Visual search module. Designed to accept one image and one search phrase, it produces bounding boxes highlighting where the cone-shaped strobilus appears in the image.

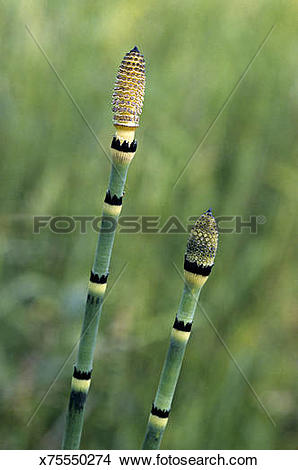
[62,47,146,449]
[142,209,218,449]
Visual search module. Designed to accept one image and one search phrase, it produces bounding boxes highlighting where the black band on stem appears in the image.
[73,367,92,380]
[90,271,108,284]
[111,137,137,153]
[151,404,170,418]
[69,391,87,412]
[104,190,122,206]
[184,257,213,276]
[173,317,193,332]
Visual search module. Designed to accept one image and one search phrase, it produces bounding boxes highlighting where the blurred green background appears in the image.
[1,0,297,450]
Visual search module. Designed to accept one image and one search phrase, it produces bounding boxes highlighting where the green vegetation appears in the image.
[61,149,132,449]
[1,0,297,450]
[143,210,218,449]
[62,47,145,449]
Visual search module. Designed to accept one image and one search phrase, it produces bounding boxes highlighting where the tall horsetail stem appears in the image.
[142,209,218,450]
[62,47,146,449]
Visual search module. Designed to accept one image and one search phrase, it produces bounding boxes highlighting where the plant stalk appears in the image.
[62,45,145,449]
[62,154,131,449]
[142,279,202,449]
[142,209,218,449]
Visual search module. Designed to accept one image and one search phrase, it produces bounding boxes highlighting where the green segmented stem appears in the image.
[92,162,129,280]
[62,45,146,449]
[62,152,132,449]
[142,209,218,450]
[142,280,201,450]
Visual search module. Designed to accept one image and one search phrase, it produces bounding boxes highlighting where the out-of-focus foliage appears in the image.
[1,0,297,450]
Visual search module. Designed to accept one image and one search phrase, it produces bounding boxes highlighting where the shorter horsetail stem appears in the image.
[62,47,145,450]
[142,209,218,450]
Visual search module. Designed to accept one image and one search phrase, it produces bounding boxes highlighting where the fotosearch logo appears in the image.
[33,215,267,235]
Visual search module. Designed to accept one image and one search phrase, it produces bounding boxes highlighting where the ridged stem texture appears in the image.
[142,282,201,449]
[62,46,145,449]
[62,159,130,449]
[142,209,218,450]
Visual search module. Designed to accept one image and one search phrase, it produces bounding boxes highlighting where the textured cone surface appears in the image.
[112,47,146,127]
[186,209,218,267]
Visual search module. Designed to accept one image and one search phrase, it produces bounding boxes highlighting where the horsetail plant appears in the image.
[142,209,218,450]
[62,47,146,449]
